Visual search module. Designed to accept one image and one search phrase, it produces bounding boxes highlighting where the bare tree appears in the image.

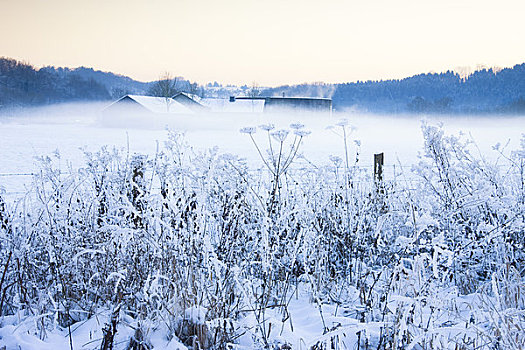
[248,81,261,112]
[148,72,179,111]
[110,87,131,99]
[188,82,199,96]
[248,81,260,98]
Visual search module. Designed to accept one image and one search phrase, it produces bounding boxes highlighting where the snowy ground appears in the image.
[0,283,486,350]
[0,104,523,349]
[1,102,523,196]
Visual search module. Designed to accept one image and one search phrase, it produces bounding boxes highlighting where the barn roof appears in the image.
[173,92,203,103]
[127,95,194,114]
[106,95,194,114]
[171,92,208,111]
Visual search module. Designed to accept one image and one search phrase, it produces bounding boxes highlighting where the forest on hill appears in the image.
[0,57,115,107]
[2,56,525,114]
[263,64,525,114]
[0,57,210,110]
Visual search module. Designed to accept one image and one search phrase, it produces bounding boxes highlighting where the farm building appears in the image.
[103,95,194,117]
[233,96,332,114]
[103,94,331,117]
[171,92,209,112]
[198,96,331,114]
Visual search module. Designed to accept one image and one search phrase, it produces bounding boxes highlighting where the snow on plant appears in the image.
[0,123,523,349]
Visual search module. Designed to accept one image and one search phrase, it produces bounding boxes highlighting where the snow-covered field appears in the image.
[1,102,523,195]
[0,104,524,350]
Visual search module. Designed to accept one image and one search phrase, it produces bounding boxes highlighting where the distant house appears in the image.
[171,92,209,112]
[199,96,332,114]
[235,96,332,114]
[103,95,194,117]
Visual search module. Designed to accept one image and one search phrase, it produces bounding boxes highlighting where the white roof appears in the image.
[176,92,203,103]
[112,95,194,114]
[200,98,265,113]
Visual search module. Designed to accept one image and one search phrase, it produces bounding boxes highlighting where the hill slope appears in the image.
[262,64,525,114]
[0,57,154,109]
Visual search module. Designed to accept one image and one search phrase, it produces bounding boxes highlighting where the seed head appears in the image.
[240,127,257,135]
[259,124,275,131]
[271,129,289,142]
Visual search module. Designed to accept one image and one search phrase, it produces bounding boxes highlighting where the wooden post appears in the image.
[374,153,384,182]
[130,154,146,229]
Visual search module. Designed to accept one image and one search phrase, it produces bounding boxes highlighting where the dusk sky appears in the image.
[1,0,524,86]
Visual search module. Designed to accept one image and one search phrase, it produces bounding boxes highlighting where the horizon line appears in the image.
[3,55,523,88]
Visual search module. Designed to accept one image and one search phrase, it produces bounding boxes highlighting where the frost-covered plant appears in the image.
[0,125,524,349]
[411,123,524,293]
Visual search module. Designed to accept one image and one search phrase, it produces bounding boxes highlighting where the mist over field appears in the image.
[1,103,524,350]
[1,103,523,195]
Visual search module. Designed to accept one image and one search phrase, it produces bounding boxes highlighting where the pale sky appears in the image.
[1,0,524,86]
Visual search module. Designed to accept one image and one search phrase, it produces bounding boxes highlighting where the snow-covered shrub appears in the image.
[0,126,523,349]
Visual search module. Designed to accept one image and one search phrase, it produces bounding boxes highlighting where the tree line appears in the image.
[0,58,205,110]
[0,57,111,108]
[2,56,525,114]
[262,64,525,114]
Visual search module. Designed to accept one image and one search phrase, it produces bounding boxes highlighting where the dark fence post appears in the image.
[130,154,147,229]
[374,153,384,182]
